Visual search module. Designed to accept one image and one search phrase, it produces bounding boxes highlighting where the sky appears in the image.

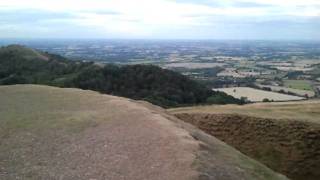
[0,0,319,40]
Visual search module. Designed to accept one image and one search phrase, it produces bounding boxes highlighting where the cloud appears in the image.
[0,0,319,39]
[232,1,274,8]
[0,9,74,24]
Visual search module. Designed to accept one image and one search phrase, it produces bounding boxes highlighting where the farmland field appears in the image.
[256,84,315,97]
[213,87,304,102]
[283,80,313,91]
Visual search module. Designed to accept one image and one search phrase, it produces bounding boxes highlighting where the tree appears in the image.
[262,98,270,102]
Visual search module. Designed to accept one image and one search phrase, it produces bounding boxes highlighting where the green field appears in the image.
[283,80,313,91]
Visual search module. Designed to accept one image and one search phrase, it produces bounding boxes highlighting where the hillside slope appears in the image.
[169,102,320,180]
[0,85,287,180]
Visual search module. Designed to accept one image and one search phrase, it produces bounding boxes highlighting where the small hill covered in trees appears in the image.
[0,45,243,107]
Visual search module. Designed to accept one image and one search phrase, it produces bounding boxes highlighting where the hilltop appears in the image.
[0,85,287,180]
[0,45,242,107]
[0,44,50,61]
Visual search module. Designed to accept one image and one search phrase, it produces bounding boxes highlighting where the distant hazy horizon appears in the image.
[1,38,320,42]
[0,0,319,40]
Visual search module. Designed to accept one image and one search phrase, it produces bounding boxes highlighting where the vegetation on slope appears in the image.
[0,45,243,107]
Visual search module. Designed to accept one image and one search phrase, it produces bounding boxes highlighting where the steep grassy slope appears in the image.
[170,101,320,180]
[0,85,287,180]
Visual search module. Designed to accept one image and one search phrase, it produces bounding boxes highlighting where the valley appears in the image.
[0,42,319,180]
[1,0,319,179]
[2,39,319,103]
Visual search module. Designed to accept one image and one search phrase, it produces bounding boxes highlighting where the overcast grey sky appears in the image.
[0,0,319,40]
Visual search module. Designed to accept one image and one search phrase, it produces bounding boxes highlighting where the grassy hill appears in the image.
[0,44,50,61]
[0,45,243,107]
[0,85,288,180]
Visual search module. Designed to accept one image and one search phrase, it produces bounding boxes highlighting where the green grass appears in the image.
[283,80,313,91]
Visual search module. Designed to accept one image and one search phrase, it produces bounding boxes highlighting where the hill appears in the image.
[0,45,243,107]
[169,101,320,180]
[0,44,50,61]
[0,85,288,180]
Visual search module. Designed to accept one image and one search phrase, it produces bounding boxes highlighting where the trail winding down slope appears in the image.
[0,85,288,180]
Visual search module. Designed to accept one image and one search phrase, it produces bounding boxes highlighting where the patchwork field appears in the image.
[164,62,225,69]
[213,87,304,102]
[284,80,313,91]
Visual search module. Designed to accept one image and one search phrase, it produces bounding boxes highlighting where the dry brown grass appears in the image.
[169,100,320,124]
[0,85,289,180]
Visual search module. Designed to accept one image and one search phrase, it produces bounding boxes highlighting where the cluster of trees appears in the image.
[173,67,224,78]
[0,45,244,107]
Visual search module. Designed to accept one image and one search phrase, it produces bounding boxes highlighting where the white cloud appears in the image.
[1,0,318,16]
[0,0,319,39]
[233,0,320,6]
